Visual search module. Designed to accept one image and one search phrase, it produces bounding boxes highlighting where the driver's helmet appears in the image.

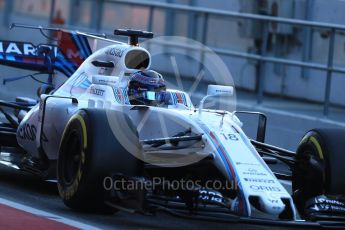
[127,70,166,106]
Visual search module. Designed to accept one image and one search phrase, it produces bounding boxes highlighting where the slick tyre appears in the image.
[57,109,142,212]
[292,128,345,216]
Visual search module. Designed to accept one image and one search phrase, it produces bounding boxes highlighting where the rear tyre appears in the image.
[292,128,345,216]
[57,109,142,212]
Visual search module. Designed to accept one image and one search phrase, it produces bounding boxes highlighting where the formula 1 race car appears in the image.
[1,24,345,228]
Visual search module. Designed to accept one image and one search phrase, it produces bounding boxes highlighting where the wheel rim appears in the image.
[62,130,83,186]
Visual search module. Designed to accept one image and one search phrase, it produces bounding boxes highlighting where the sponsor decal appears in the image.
[250,185,281,192]
[199,190,224,204]
[244,178,275,184]
[311,204,345,212]
[0,41,57,57]
[99,79,117,85]
[89,87,105,96]
[18,124,48,142]
[105,47,125,57]
[268,199,280,204]
[242,168,267,176]
[315,197,345,206]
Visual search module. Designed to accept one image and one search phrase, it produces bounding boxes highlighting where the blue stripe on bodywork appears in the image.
[79,35,92,56]
[56,53,77,73]
[5,55,15,61]
[197,121,249,216]
[209,132,248,216]
[55,62,73,76]
[72,34,87,59]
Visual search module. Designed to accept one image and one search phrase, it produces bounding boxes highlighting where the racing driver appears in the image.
[127,70,167,106]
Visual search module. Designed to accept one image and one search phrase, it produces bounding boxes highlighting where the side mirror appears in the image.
[234,111,267,143]
[199,85,234,115]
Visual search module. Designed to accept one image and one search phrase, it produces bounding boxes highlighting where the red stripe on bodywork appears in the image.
[22,57,44,64]
[176,93,183,104]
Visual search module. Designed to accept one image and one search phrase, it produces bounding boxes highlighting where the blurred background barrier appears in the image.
[1,0,345,115]
[1,0,345,150]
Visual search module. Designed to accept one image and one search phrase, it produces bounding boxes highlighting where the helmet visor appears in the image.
[142,91,165,103]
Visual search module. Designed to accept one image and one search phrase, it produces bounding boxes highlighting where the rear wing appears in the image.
[0,24,121,77]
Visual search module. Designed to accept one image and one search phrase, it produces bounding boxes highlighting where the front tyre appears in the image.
[57,109,142,212]
[292,128,345,216]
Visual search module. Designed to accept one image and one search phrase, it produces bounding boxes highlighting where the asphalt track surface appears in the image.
[0,164,320,230]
